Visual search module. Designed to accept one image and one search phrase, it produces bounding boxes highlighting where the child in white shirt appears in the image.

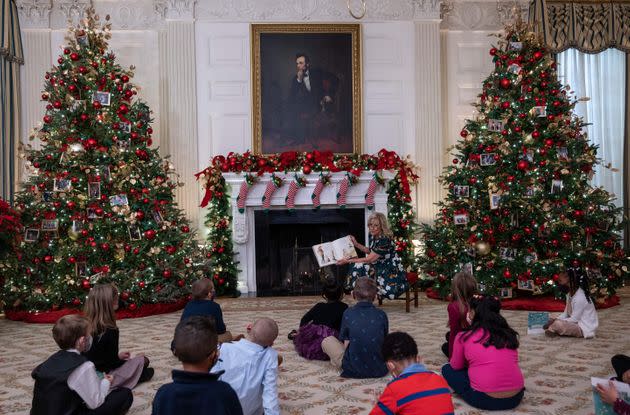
[544,268,598,338]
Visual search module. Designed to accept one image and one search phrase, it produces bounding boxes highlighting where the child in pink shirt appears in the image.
[441,272,476,358]
[441,295,525,411]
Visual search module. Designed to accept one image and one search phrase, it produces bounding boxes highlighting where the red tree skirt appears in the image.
[425,288,620,311]
[4,298,188,324]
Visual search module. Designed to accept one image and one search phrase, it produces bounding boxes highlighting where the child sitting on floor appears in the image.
[543,267,598,338]
[289,278,348,360]
[442,272,476,358]
[31,314,133,415]
[213,317,280,415]
[84,283,153,388]
[181,278,233,343]
[370,332,454,415]
[322,277,389,378]
[153,316,242,415]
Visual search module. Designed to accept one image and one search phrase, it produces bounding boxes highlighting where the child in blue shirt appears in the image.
[322,277,389,378]
[180,278,232,343]
[153,316,242,415]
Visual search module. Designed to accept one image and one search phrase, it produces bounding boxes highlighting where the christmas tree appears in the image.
[417,16,629,299]
[2,11,208,313]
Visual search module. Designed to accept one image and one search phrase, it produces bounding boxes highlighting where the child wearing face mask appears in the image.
[370,332,454,415]
[153,316,243,415]
[31,314,133,415]
[84,283,153,388]
[543,268,599,338]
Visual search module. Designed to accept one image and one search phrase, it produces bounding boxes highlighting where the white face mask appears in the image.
[83,335,93,352]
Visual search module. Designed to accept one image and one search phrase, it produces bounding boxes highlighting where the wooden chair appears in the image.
[378,272,419,312]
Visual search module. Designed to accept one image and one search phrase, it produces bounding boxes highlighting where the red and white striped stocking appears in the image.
[262,178,279,211]
[365,177,378,210]
[285,180,300,210]
[311,178,324,210]
[337,177,350,208]
[236,181,250,213]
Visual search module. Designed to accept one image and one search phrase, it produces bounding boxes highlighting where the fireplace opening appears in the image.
[254,209,366,296]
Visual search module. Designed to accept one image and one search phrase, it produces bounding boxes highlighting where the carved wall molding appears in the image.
[15,0,52,29]
[441,0,529,30]
[154,0,196,20]
[195,0,440,22]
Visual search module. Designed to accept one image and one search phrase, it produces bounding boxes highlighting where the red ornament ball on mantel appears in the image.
[303,164,312,174]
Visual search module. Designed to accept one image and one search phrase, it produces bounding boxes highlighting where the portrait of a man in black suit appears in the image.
[286,53,339,146]
[253,25,360,154]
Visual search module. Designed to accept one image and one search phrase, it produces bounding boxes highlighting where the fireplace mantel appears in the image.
[223,171,394,294]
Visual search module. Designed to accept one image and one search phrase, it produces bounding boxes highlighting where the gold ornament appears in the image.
[68,229,79,241]
[475,241,491,256]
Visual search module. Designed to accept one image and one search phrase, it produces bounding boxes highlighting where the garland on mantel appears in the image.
[195,150,420,292]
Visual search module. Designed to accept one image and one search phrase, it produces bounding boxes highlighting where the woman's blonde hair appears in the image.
[84,283,118,336]
[368,212,393,238]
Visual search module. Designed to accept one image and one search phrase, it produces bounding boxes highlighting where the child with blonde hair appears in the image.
[83,282,153,388]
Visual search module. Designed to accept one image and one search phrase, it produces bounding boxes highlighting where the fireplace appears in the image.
[254,209,365,296]
[222,171,393,295]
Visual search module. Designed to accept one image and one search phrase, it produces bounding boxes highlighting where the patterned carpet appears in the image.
[1,288,629,415]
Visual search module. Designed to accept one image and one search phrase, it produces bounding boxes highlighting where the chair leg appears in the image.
[414,283,419,308]
[405,288,410,313]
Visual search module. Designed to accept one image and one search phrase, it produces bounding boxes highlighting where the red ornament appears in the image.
[44,255,53,263]
[66,201,76,209]
[303,164,312,174]
[43,115,52,124]
[501,101,510,109]
[533,51,544,60]
[53,101,62,109]
[163,270,172,279]
[68,256,76,264]
[82,279,91,289]
[144,229,156,240]
[138,281,146,288]
[499,78,511,89]
[181,225,190,233]
[70,53,79,61]
[93,101,101,109]
[489,48,498,56]
[503,269,512,278]
[460,130,469,138]
[118,104,128,114]
[532,131,540,139]
[121,291,130,300]
[517,160,529,171]
[452,158,459,164]
[94,207,104,216]
[121,75,130,83]
[177,279,185,287]
[101,243,110,251]
[72,298,82,306]
[128,303,137,311]
[136,211,145,220]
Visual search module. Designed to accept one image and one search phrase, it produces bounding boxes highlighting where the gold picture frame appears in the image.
[251,24,362,155]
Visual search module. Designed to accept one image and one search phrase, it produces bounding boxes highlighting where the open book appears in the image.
[312,236,358,267]
[591,377,630,415]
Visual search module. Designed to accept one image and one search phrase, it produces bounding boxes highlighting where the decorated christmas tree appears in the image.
[2,11,208,313]
[417,16,628,299]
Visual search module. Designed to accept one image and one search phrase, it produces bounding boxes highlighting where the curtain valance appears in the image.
[529,0,630,53]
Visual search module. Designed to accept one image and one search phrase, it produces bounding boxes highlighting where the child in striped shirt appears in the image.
[370,332,454,415]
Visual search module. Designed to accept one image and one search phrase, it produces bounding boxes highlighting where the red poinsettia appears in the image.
[0,198,22,257]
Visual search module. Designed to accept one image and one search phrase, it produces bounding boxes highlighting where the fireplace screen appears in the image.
[255,209,365,296]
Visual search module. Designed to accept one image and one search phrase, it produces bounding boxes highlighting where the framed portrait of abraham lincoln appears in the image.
[251,24,362,155]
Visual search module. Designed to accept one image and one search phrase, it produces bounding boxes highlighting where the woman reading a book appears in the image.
[337,212,408,300]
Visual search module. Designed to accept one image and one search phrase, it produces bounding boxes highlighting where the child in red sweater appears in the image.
[370,332,454,415]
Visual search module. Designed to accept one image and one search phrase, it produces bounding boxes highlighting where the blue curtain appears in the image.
[1,0,24,203]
